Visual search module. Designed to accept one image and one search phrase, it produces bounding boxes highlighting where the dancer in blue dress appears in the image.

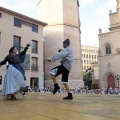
[0,44,30,100]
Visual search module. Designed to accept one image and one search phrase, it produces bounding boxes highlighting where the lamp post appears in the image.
[115,75,120,88]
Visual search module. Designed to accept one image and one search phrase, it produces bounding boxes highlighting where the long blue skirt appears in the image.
[2,65,26,96]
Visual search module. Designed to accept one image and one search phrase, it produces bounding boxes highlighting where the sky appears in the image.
[0,0,117,46]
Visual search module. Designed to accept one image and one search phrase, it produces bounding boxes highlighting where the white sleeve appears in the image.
[50,49,69,62]
[6,61,9,66]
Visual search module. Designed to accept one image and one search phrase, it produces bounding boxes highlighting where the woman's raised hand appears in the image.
[26,43,31,48]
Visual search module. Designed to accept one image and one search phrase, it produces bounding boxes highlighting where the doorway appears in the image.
[107,75,115,88]
[30,78,39,90]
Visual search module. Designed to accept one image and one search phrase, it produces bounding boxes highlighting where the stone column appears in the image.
[38,0,84,89]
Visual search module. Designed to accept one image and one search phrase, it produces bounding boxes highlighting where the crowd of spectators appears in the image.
[30,86,120,95]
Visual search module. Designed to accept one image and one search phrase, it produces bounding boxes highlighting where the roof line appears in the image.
[0,6,47,26]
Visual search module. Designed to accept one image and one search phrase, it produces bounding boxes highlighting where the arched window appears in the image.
[106,44,111,54]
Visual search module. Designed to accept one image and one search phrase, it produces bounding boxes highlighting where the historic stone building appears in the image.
[38,0,84,88]
[81,45,99,87]
[81,45,98,72]
[98,0,120,88]
[91,63,99,87]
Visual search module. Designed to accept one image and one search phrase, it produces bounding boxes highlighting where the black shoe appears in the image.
[63,93,73,100]
[10,95,16,100]
[24,86,29,92]
[53,84,60,95]
[22,86,28,96]
[22,92,26,97]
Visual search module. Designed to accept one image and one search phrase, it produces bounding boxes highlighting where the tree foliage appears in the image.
[83,72,92,90]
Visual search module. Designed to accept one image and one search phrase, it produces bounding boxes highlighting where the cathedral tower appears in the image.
[38,0,84,88]
[116,0,120,11]
[98,0,120,88]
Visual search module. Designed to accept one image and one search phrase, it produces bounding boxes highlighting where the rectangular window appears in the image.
[84,66,86,70]
[23,54,30,70]
[32,24,38,33]
[13,36,21,53]
[0,13,2,18]
[14,18,21,27]
[92,55,94,59]
[31,57,38,71]
[84,60,86,64]
[22,20,31,27]
[32,40,38,54]
[95,55,96,59]
[30,78,39,88]
[86,55,88,58]
[0,76,2,85]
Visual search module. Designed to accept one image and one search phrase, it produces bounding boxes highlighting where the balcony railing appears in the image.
[31,65,39,71]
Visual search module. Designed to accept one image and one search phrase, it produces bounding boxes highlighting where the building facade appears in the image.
[38,0,84,89]
[81,46,98,72]
[91,63,99,87]
[0,7,47,90]
[98,0,120,88]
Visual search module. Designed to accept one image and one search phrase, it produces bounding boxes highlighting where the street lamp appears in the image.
[115,75,120,88]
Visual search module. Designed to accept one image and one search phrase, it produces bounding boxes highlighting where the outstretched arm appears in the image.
[19,44,31,57]
[49,49,69,62]
[0,55,14,66]
[0,58,7,66]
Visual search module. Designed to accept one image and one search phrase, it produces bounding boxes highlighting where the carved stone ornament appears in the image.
[116,48,120,54]
[116,0,120,11]
[108,62,111,68]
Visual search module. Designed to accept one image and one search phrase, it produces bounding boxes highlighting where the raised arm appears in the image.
[19,44,31,57]
[19,47,28,57]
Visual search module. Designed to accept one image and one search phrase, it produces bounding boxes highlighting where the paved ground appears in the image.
[0,93,120,120]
